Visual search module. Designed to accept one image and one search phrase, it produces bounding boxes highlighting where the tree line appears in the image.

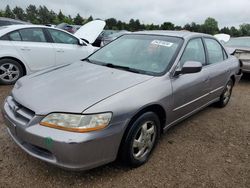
[1,5,250,37]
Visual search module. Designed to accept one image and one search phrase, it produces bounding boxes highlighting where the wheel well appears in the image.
[117,104,166,159]
[0,57,27,75]
[126,104,166,135]
[230,75,235,85]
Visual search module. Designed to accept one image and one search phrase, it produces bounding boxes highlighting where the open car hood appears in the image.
[214,33,230,43]
[74,20,106,44]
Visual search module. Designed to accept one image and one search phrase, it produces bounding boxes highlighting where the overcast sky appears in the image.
[1,0,250,28]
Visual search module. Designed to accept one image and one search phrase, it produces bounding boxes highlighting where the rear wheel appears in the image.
[0,59,24,85]
[120,112,161,167]
[215,79,233,107]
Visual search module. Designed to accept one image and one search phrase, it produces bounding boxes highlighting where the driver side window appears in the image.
[180,38,206,67]
[48,29,79,45]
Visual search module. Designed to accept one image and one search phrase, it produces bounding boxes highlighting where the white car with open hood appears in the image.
[0,20,106,84]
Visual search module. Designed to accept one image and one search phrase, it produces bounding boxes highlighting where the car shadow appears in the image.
[31,157,135,184]
[240,73,250,83]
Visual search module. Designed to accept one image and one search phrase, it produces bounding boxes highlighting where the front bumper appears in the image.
[2,97,125,171]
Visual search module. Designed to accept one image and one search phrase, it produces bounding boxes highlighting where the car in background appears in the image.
[225,37,250,73]
[0,17,30,26]
[92,30,119,47]
[56,23,81,34]
[214,33,230,44]
[2,31,242,171]
[0,20,106,84]
[100,30,130,46]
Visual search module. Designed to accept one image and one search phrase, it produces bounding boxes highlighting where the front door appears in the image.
[170,38,211,122]
[47,29,89,65]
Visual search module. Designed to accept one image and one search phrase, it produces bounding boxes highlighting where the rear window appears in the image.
[19,28,46,42]
[204,38,224,64]
[9,31,22,41]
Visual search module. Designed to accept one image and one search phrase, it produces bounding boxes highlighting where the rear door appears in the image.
[47,28,90,65]
[10,28,55,72]
[203,38,230,99]
[170,38,211,121]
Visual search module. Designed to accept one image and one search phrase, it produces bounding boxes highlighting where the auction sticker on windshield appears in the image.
[151,40,173,47]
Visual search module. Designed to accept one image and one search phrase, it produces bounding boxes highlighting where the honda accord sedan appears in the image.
[2,31,242,171]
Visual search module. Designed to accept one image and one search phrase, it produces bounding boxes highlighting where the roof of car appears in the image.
[0,24,46,36]
[133,30,212,38]
[0,24,73,37]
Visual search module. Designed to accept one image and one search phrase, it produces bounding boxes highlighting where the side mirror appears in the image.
[78,39,84,46]
[175,61,202,76]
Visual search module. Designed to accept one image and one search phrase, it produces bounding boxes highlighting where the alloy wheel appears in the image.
[132,121,156,160]
[0,63,20,82]
[223,82,233,104]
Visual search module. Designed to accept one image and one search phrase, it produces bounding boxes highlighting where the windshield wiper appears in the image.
[104,63,141,74]
[83,58,92,63]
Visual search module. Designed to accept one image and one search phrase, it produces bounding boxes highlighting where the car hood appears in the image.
[74,20,106,44]
[12,62,153,115]
[214,33,230,43]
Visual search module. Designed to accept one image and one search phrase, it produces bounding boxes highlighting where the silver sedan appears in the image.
[2,31,242,171]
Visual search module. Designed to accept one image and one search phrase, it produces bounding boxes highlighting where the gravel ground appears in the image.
[0,75,249,188]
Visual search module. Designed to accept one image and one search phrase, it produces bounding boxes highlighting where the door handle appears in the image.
[56,49,64,53]
[20,47,31,51]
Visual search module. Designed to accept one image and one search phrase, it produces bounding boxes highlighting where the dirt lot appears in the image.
[0,76,249,188]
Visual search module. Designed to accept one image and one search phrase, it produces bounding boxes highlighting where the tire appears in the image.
[0,59,24,85]
[215,79,234,108]
[120,112,161,167]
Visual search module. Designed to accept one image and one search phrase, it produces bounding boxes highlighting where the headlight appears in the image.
[40,113,112,133]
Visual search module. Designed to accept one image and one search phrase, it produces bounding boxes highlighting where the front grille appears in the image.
[6,96,35,125]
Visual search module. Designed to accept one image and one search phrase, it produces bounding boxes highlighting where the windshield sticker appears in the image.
[151,40,173,47]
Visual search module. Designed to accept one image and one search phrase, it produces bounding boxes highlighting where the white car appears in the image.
[0,20,106,84]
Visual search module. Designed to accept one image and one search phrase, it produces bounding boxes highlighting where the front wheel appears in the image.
[0,59,24,85]
[120,112,161,167]
[215,79,234,108]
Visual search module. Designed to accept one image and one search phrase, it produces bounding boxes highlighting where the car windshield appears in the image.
[226,38,250,48]
[88,34,183,75]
